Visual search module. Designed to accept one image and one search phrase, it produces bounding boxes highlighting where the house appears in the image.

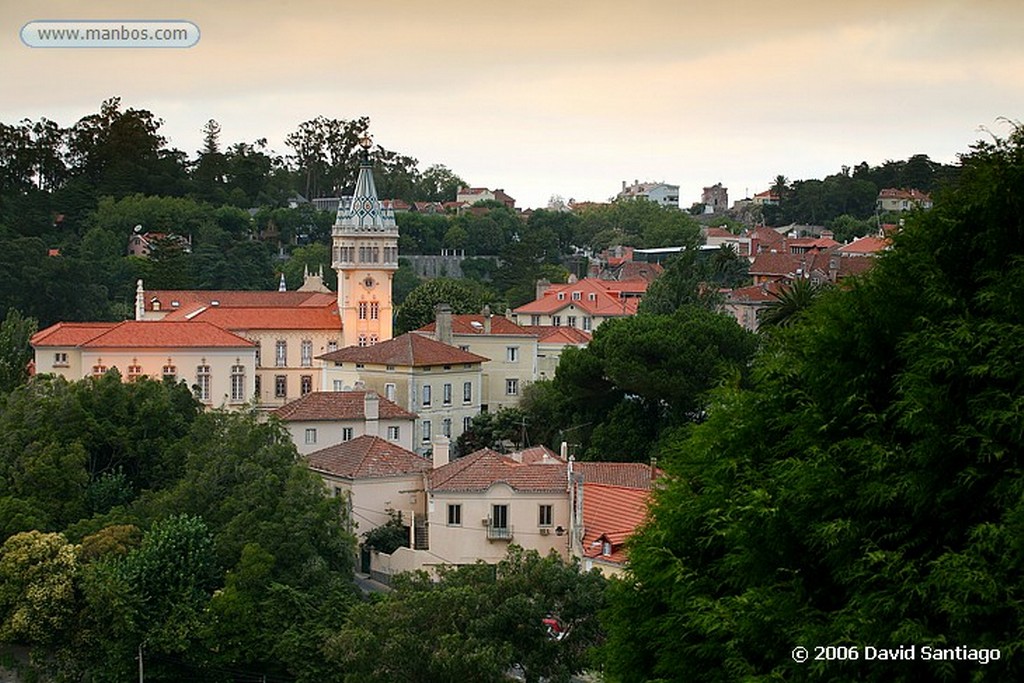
[836,234,890,257]
[877,188,932,212]
[127,231,192,258]
[701,184,729,213]
[136,283,343,408]
[318,333,488,455]
[30,320,257,407]
[575,482,651,576]
[306,434,432,538]
[272,390,417,454]
[722,281,788,332]
[415,305,590,411]
[455,187,516,210]
[617,180,680,209]
[752,190,780,206]
[512,277,650,332]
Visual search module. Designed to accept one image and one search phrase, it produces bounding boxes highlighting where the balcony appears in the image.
[486,524,514,541]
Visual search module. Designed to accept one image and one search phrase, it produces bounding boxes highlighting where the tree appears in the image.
[603,126,1024,681]
[0,308,37,393]
[327,546,606,683]
[362,510,409,555]
[0,531,78,646]
[757,277,825,329]
[394,278,487,334]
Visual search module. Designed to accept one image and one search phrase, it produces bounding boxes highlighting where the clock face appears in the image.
[363,276,376,289]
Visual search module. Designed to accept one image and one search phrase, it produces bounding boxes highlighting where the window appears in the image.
[358,301,368,320]
[358,334,367,347]
[333,380,343,391]
[422,384,431,407]
[539,504,553,527]
[301,340,313,367]
[463,416,472,432]
[588,292,597,302]
[422,420,431,442]
[572,291,581,301]
[557,292,565,300]
[582,317,592,332]
[567,316,577,328]
[530,315,540,326]
[53,352,68,366]
[387,425,400,441]
[162,364,177,381]
[275,340,287,367]
[447,504,462,526]
[506,378,519,396]
[230,365,246,401]
[275,375,287,398]
[195,365,211,401]
[463,381,472,403]
[492,504,509,530]
[385,383,396,402]
[254,375,261,398]
[506,346,518,363]
[127,364,143,382]
[254,344,261,367]
[369,334,378,345]
[327,340,338,352]
[301,375,313,396]
[443,418,452,437]
[443,383,452,405]
[552,315,561,327]
[305,428,317,445]
[91,364,108,377]
[370,302,380,320]
[342,427,353,442]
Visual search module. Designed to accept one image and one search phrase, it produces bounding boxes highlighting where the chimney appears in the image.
[482,304,492,335]
[535,278,551,300]
[364,391,380,437]
[435,303,453,345]
[622,180,626,191]
[135,280,145,321]
[431,435,450,469]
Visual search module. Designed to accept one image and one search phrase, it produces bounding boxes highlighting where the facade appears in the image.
[306,435,431,535]
[701,183,729,213]
[455,187,516,209]
[331,139,400,348]
[319,333,488,455]
[137,286,343,408]
[31,320,257,408]
[511,277,649,332]
[617,180,679,209]
[272,390,417,454]
[877,188,932,212]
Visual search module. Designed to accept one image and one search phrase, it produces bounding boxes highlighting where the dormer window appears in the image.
[572,291,581,301]
[557,292,565,301]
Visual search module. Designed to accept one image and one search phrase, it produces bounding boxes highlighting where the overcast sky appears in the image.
[4,0,1023,208]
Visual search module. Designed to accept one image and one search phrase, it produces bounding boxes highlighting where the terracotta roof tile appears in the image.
[429,449,567,493]
[319,333,488,367]
[272,391,416,421]
[532,326,592,345]
[307,435,431,479]
[581,483,651,565]
[837,235,889,255]
[418,315,535,337]
[31,322,117,347]
[574,462,660,489]
[164,306,340,330]
[144,290,334,312]
[514,278,643,317]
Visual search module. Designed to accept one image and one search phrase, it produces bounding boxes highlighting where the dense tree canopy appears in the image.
[603,127,1024,681]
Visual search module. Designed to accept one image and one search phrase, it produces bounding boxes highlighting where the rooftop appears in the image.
[320,333,489,367]
[272,391,417,422]
[306,435,431,479]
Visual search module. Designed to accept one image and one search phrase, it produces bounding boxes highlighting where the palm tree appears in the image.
[758,277,823,328]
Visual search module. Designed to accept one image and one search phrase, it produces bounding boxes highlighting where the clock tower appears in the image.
[332,135,399,348]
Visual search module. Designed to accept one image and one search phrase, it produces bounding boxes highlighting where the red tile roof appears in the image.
[320,333,488,367]
[574,462,660,489]
[272,391,416,421]
[512,445,564,464]
[145,290,335,312]
[165,306,340,330]
[306,435,431,479]
[31,322,117,347]
[725,282,788,304]
[32,321,254,348]
[429,448,567,493]
[581,483,651,565]
[878,188,931,202]
[532,326,592,345]
[418,315,536,337]
[837,235,889,255]
[514,278,643,317]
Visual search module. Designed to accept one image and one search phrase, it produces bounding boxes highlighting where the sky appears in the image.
[3,0,1024,209]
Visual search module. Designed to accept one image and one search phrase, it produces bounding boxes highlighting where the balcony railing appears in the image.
[486,524,514,541]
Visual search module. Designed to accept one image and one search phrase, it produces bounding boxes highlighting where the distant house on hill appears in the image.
[617,180,680,209]
[877,188,932,212]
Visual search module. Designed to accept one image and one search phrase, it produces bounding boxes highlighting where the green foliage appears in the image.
[758,277,826,329]
[362,510,409,555]
[574,199,701,251]
[395,277,488,334]
[0,531,78,645]
[456,407,530,455]
[328,546,606,683]
[603,126,1024,681]
[0,309,36,394]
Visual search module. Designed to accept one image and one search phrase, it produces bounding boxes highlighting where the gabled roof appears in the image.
[837,235,889,256]
[878,188,931,201]
[581,483,651,565]
[31,322,117,347]
[514,278,643,317]
[272,391,416,422]
[725,282,787,304]
[144,290,335,313]
[533,326,592,345]
[319,333,488,367]
[33,321,254,349]
[417,315,536,337]
[429,448,567,493]
[574,462,660,489]
[307,435,430,479]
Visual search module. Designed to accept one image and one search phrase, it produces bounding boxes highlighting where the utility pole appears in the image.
[138,643,144,682]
